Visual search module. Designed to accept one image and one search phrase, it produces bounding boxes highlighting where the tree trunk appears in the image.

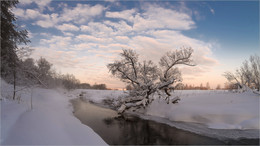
[31,87,33,110]
[164,88,171,96]
[13,69,16,100]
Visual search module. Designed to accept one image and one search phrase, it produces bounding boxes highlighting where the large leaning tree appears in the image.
[107,47,195,113]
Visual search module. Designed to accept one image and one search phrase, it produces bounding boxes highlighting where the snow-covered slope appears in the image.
[147,90,260,130]
[1,80,107,145]
[73,89,259,130]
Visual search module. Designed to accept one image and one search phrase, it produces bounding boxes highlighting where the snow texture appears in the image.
[2,77,258,144]
[146,90,260,130]
[68,89,128,103]
[1,79,107,145]
[74,89,260,132]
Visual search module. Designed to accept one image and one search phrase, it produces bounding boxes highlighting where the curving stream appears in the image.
[71,99,259,145]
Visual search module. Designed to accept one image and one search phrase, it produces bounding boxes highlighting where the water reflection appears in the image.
[71,99,258,145]
[101,115,225,145]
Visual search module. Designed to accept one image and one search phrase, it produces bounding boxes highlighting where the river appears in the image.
[71,99,259,145]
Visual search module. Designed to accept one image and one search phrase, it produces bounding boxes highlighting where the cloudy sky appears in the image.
[13,0,259,89]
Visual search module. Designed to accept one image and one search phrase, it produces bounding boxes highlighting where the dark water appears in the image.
[71,99,259,145]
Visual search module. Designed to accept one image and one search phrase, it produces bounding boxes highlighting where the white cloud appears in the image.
[25,9,41,19]
[114,36,130,43]
[106,9,136,22]
[12,8,25,18]
[19,0,35,5]
[80,25,91,32]
[37,0,52,10]
[40,35,73,50]
[210,8,215,15]
[19,0,51,11]
[80,22,113,37]
[35,13,59,28]
[35,20,54,28]
[133,4,195,31]
[32,47,83,68]
[63,32,74,36]
[40,32,50,37]
[104,4,195,32]
[13,4,105,29]
[59,4,105,24]
[181,66,210,76]
[104,0,116,2]
[76,34,113,44]
[13,8,44,20]
[73,43,94,51]
[21,2,220,88]
[129,30,218,66]
[56,23,80,31]
[13,8,59,28]
[104,20,132,35]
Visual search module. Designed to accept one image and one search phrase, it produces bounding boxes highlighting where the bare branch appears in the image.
[108,47,195,113]
[23,70,48,88]
[160,47,195,80]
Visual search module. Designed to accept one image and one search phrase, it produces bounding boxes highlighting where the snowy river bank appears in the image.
[1,79,107,145]
[71,98,259,145]
[1,77,259,145]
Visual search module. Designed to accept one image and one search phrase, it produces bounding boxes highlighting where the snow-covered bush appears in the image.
[107,47,195,113]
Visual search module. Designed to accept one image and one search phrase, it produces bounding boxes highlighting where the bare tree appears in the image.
[223,71,242,88]
[240,60,252,86]
[62,74,80,90]
[126,84,133,90]
[36,57,52,81]
[107,47,195,113]
[250,55,260,91]
[223,54,260,93]
[92,84,107,90]
[216,84,221,90]
[206,82,210,90]
[200,83,203,89]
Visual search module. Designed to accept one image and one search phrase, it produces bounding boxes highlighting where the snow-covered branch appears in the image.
[108,47,195,113]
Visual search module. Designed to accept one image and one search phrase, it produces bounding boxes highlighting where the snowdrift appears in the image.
[1,79,107,145]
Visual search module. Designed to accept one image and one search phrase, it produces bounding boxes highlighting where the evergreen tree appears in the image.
[1,0,30,99]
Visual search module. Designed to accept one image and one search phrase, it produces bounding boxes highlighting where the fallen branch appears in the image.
[171,96,180,103]
[23,70,47,88]
[118,98,148,114]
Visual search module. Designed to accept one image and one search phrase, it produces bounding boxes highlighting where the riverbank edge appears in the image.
[70,97,259,144]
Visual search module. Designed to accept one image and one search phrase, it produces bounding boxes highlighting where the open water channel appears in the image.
[71,98,259,145]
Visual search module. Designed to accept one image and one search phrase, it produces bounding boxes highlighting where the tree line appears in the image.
[21,57,107,90]
[178,82,211,90]
[126,82,216,90]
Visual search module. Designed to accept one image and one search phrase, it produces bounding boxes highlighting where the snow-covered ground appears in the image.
[1,80,107,145]
[70,89,260,139]
[68,89,127,104]
[1,79,259,144]
[147,90,260,130]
